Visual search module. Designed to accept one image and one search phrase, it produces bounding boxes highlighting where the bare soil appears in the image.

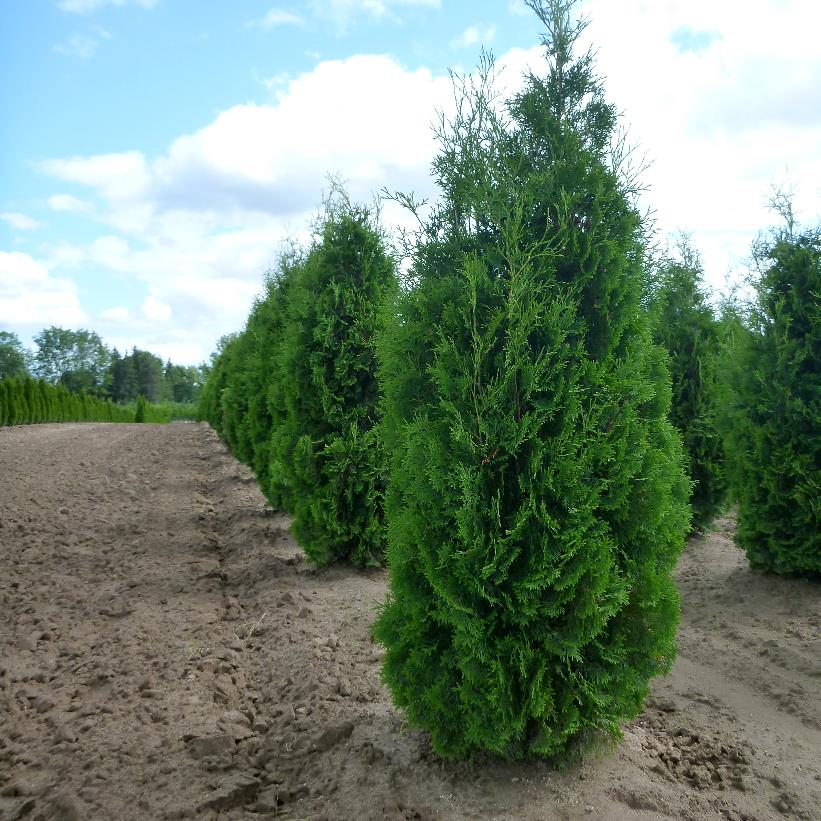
[1,422,819,821]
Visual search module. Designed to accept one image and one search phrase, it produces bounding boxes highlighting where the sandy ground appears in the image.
[0,423,819,821]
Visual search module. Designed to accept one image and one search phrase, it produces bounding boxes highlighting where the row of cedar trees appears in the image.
[199,1,819,763]
[0,377,162,426]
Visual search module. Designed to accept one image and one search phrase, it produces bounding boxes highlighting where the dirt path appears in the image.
[1,424,818,821]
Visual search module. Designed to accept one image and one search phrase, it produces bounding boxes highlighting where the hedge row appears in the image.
[196,0,817,769]
[0,376,171,426]
[649,243,728,531]
[719,221,820,577]
[199,0,692,763]
[198,200,397,566]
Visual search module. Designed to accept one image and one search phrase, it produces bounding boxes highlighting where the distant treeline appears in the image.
[0,376,184,426]
[0,327,205,404]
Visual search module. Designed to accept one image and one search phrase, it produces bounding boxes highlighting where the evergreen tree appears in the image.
[13,379,29,424]
[5,381,17,425]
[271,196,396,565]
[216,256,302,508]
[216,336,246,455]
[722,206,820,576]
[650,240,727,529]
[130,349,166,402]
[259,253,302,511]
[135,394,148,423]
[374,0,689,761]
[23,377,42,424]
[197,334,237,435]
[164,361,203,403]
[0,380,8,426]
[56,383,71,422]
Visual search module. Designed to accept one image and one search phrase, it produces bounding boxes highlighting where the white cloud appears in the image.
[58,0,157,13]
[34,6,821,360]
[576,0,821,283]
[101,306,129,321]
[31,52,459,361]
[54,34,100,59]
[308,0,439,30]
[141,295,172,322]
[0,251,86,326]
[54,25,111,59]
[451,24,496,49]
[1,212,40,231]
[48,194,93,213]
[249,8,304,29]
[41,152,150,201]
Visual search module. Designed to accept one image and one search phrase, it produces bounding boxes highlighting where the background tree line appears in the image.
[0,326,205,405]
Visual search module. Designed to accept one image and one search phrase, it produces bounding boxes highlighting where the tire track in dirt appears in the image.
[1,425,819,821]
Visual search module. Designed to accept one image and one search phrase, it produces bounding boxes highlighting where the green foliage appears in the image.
[197,275,296,512]
[23,377,43,424]
[373,0,690,762]
[0,377,175,427]
[271,199,397,565]
[164,361,203,403]
[0,331,31,380]
[198,204,396,565]
[110,348,167,403]
[134,395,148,423]
[32,326,111,391]
[196,334,236,433]
[650,240,727,529]
[228,256,301,509]
[721,212,820,576]
[149,401,197,421]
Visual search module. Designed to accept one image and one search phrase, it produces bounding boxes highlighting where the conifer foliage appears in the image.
[0,376,160,426]
[271,198,396,565]
[650,241,727,529]
[198,251,301,512]
[373,0,690,761]
[134,395,148,423]
[197,198,396,566]
[722,209,820,576]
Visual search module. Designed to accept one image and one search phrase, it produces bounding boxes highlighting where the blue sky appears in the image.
[1,0,819,364]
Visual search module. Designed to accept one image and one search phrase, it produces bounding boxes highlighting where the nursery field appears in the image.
[0,423,819,821]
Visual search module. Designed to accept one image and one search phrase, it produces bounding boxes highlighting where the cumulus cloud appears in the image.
[249,8,304,29]
[451,24,496,49]
[308,0,439,30]
[0,252,85,326]
[48,194,93,213]
[34,6,821,359]
[101,306,129,321]
[576,0,821,279]
[41,152,150,201]
[1,212,40,231]
[142,295,172,322]
[507,1,529,16]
